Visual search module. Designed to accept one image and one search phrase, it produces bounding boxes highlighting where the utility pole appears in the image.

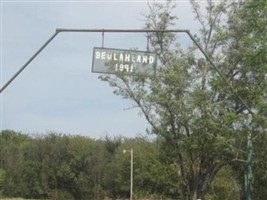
[245,114,253,200]
[245,131,252,200]
[130,148,133,200]
[123,148,133,200]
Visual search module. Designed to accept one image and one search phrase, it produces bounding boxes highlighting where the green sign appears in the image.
[92,47,157,75]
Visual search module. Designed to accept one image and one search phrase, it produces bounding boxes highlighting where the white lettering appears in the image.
[119,64,124,71]
[149,56,154,64]
[125,54,131,62]
[95,51,101,59]
[119,53,124,61]
[136,55,142,63]
[101,52,106,59]
[114,53,118,61]
[114,64,134,73]
[142,56,148,63]
[124,64,129,72]
[107,53,112,60]
[94,49,156,73]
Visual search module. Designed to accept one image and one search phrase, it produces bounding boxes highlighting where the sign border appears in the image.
[92,47,157,75]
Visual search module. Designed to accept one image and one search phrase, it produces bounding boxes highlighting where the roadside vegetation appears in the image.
[1,0,266,199]
[0,129,266,199]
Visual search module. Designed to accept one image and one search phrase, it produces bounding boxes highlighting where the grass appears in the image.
[1,198,42,200]
[0,197,40,200]
[1,199,25,200]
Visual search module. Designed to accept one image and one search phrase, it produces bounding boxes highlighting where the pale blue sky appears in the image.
[1,0,201,138]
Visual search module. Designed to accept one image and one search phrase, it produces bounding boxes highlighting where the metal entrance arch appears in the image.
[0,28,254,200]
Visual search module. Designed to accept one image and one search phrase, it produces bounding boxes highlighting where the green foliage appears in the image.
[0,130,31,197]
[99,0,266,199]
[251,132,267,199]
[48,189,75,200]
[1,1,266,200]
[0,168,6,196]
[205,166,240,200]
[223,1,267,198]
[0,130,179,199]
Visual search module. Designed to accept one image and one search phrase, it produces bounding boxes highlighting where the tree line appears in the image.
[0,129,266,199]
[0,130,164,199]
[1,0,266,199]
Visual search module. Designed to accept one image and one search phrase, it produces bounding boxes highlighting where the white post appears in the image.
[130,148,133,200]
[123,149,133,200]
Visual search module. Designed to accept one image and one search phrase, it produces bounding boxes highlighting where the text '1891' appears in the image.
[92,47,157,75]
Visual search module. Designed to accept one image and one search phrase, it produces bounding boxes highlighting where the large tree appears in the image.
[222,0,267,199]
[100,0,266,199]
